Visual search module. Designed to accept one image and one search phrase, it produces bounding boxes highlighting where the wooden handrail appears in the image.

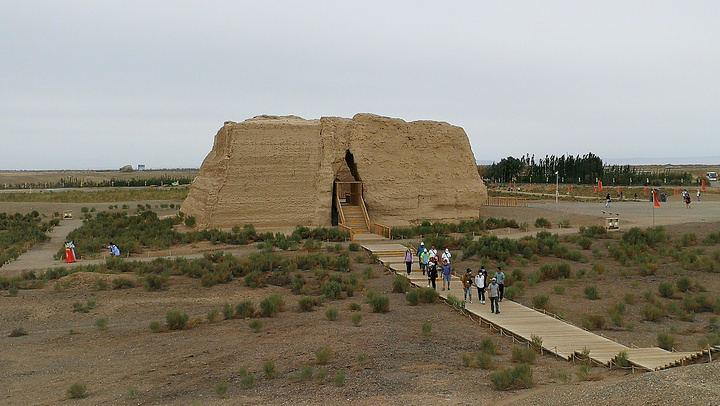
[372,223,392,239]
[358,195,372,230]
[338,223,354,241]
[335,194,346,225]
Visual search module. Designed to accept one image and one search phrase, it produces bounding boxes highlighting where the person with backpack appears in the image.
[475,267,486,304]
[404,247,413,275]
[427,257,438,290]
[462,268,474,304]
[420,246,429,276]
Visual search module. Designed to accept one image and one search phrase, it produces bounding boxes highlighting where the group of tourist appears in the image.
[462,266,504,314]
[682,189,701,208]
[404,243,453,291]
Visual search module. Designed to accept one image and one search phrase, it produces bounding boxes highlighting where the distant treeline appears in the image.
[1,175,195,190]
[482,153,699,186]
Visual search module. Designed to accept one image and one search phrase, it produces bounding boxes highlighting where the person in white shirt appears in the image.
[441,248,452,265]
[474,267,486,304]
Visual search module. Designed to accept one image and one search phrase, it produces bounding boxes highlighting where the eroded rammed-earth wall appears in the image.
[180,114,487,229]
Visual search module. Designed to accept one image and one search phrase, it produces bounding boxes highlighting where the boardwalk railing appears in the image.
[371,223,391,239]
[485,196,528,207]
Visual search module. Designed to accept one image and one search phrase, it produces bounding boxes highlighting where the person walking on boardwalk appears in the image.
[417,242,426,274]
[475,267,486,304]
[441,258,452,291]
[462,268,474,304]
[441,248,452,265]
[487,277,500,314]
[427,258,438,290]
[605,193,611,207]
[420,249,430,283]
[404,247,413,275]
[496,266,506,301]
[428,245,438,263]
[697,189,701,202]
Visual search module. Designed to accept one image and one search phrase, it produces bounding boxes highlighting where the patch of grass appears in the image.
[315,367,328,383]
[126,387,138,398]
[534,217,551,228]
[530,334,543,353]
[94,279,109,290]
[392,275,411,293]
[642,302,665,322]
[297,364,314,380]
[676,276,692,292]
[351,313,362,326]
[614,350,630,368]
[206,308,220,323]
[249,319,263,332]
[348,242,360,251]
[446,294,465,310]
[624,293,636,304]
[576,364,594,381]
[259,294,285,317]
[333,371,346,386]
[149,321,162,332]
[166,311,189,330]
[366,290,390,313]
[658,282,675,298]
[263,360,276,379]
[347,301,361,311]
[583,285,600,300]
[480,338,498,355]
[95,317,108,331]
[236,301,255,318]
[511,346,536,364]
[581,313,605,330]
[421,322,432,336]
[357,353,368,364]
[215,381,228,397]
[112,277,134,289]
[325,307,339,321]
[490,363,533,390]
[240,373,256,389]
[67,381,88,399]
[406,288,421,306]
[315,346,333,364]
[532,294,551,310]
[657,332,676,350]
[553,285,565,295]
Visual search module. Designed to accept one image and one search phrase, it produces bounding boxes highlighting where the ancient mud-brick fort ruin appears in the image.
[180,114,487,236]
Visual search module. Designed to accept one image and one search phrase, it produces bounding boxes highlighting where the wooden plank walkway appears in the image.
[362,242,716,372]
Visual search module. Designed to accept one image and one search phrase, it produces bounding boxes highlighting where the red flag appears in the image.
[593,186,597,193]
[653,190,661,207]
[598,181,603,191]
[644,187,648,195]
[618,187,622,194]
[674,189,678,195]
[702,180,707,191]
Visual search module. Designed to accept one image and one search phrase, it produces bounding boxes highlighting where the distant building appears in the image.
[137,165,146,171]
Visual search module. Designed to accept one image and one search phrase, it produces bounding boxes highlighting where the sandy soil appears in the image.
[1,198,720,405]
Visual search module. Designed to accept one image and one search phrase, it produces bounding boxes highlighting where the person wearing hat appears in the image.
[441,257,452,291]
[496,266,506,301]
[416,242,426,274]
[441,248,452,265]
[404,247,413,276]
[462,268,474,304]
[475,267,486,304]
[427,256,438,290]
[487,276,500,314]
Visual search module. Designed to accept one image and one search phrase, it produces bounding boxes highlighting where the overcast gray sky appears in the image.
[1,1,718,170]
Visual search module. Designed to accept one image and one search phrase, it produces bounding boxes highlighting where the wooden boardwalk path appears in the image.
[362,242,717,372]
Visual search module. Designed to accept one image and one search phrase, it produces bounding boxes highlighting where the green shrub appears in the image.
[490,363,533,390]
[532,295,551,310]
[348,242,360,251]
[554,285,565,295]
[244,270,264,289]
[298,296,319,312]
[624,293,636,304]
[504,285,523,300]
[315,367,328,383]
[511,347,536,364]
[235,301,255,318]
[615,350,630,368]
[577,364,593,381]
[259,294,285,317]
[67,381,88,399]
[481,338,498,355]
[642,303,664,321]
[215,381,228,396]
[583,285,600,300]
[94,279,109,290]
[535,217,551,228]
[366,290,390,313]
[577,237,592,250]
[657,333,676,350]
[315,346,333,364]
[446,294,464,310]
[333,371,346,386]
[222,303,235,319]
[351,313,362,326]
[240,373,256,389]
[263,360,276,379]
[325,307,339,321]
[249,319,263,332]
[95,317,108,331]
[143,273,168,291]
[112,277,134,289]
[419,287,439,303]
[581,313,605,330]
[530,334,543,353]
[206,308,220,323]
[166,311,190,330]
[658,282,675,298]
[676,276,692,292]
[421,322,432,336]
[321,281,342,300]
[73,301,90,313]
[149,321,162,332]
[347,302,361,311]
[406,289,421,306]
[392,275,410,293]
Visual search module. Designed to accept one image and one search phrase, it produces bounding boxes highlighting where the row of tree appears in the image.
[1,175,194,190]
[482,153,697,186]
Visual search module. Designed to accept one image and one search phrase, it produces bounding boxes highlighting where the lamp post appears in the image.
[555,171,559,204]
